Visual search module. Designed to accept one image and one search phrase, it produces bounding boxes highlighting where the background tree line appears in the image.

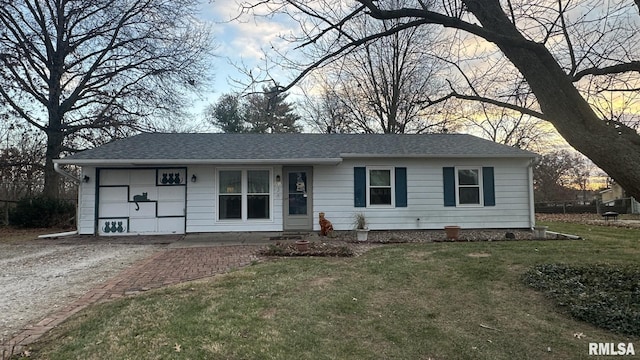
[2,0,637,225]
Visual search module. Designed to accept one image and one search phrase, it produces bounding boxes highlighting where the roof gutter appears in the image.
[54,162,80,184]
[54,158,344,166]
[339,153,537,159]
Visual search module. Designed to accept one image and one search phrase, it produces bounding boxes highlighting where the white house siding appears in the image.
[312,158,533,231]
[185,165,284,233]
[81,159,532,235]
[77,166,97,234]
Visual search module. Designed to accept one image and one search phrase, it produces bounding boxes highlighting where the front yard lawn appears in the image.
[24,221,640,359]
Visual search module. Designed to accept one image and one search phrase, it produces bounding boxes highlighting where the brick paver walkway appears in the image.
[3,245,265,357]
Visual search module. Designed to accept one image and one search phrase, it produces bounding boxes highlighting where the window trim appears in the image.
[366,166,395,208]
[217,168,273,221]
[455,167,484,207]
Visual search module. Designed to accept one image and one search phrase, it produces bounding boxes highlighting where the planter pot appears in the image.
[356,228,369,242]
[533,226,548,239]
[295,240,310,252]
[444,226,461,241]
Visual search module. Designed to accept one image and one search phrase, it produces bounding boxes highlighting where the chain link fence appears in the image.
[535,197,639,214]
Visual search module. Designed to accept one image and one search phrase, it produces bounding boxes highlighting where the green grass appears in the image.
[25,222,640,359]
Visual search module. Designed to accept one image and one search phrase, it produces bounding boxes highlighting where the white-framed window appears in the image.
[247,170,270,219]
[456,167,483,206]
[367,167,394,206]
[218,169,271,220]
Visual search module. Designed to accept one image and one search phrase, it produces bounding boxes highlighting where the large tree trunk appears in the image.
[465,0,640,201]
[43,129,63,199]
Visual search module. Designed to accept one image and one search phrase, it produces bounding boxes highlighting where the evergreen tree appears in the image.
[243,88,302,133]
[207,88,302,133]
[207,94,247,133]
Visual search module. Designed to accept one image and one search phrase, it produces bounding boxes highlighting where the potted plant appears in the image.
[444,225,461,241]
[532,225,548,239]
[295,239,310,252]
[353,213,369,241]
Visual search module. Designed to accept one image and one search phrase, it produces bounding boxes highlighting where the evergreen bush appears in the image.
[9,195,75,228]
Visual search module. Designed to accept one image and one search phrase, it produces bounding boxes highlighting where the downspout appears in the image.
[54,162,80,183]
[527,158,536,229]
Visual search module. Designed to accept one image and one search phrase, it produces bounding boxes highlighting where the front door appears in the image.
[283,167,313,231]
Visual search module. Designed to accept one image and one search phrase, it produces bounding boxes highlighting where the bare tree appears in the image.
[302,9,452,134]
[534,150,592,203]
[0,0,215,198]
[239,0,640,199]
[300,81,355,133]
[465,106,554,152]
[0,122,46,200]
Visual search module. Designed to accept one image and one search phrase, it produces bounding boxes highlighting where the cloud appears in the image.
[203,0,296,59]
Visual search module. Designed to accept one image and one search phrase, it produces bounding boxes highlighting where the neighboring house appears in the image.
[54,133,538,236]
[600,182,640,214]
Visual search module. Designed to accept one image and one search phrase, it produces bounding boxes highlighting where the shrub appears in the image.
[522,263,640,336]
[9,196,75,228]
[260,241,354,257]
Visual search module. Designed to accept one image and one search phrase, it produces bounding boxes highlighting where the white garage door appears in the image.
[97,168,186,235]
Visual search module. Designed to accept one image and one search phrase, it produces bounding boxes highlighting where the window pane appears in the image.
[219,195,241,219]
[370,188,392,205]
[289,172,307,193]
[289,194,307,215]
[219,171,241,193]
[248,170,270,193]
[459,187,480,204]
[370,170,391,186]
[248,195,269,219]
[458,169,479,185]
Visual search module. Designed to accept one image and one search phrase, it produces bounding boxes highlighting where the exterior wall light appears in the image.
[191,174,197,183]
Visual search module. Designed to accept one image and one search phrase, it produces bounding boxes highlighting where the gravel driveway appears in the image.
[0,238,167,343]
[0,228,541,345]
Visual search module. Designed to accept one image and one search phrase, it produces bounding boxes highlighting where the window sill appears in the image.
[455,204,484,208]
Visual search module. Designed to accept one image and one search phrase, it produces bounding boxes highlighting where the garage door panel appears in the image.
[158,217,185,234]
[99,187,127,203]
[158,201,185,217]
[100,170,129,185]
[98,168,186,235]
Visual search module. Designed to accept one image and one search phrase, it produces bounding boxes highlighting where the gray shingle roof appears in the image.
[56,133,537,164]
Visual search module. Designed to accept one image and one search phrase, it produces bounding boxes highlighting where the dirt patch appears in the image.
[260,308,277,319]
[309,276,336,287]
[467,253,491,258]
[0,229,166,343]
[406,251,434,261]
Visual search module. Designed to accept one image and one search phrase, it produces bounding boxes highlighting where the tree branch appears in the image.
[425,87,550,122]
[572,61,640,82]
[276,18,432,92]
[355,0,544,52]
[452,92,549,121]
